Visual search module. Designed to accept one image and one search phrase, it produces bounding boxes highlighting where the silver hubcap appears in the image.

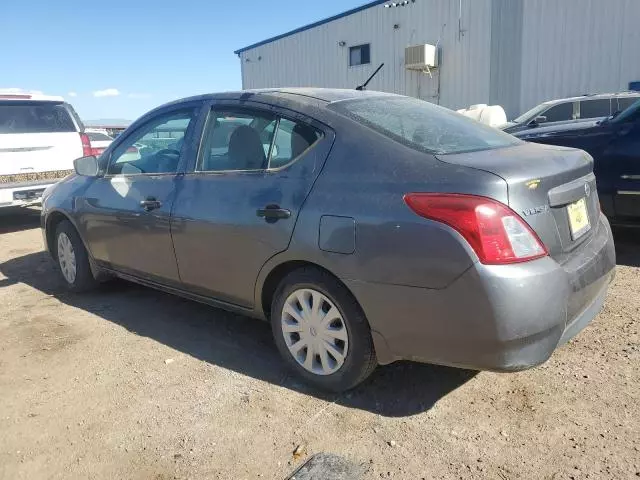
[57,233,77,284]
[281,289,349,376]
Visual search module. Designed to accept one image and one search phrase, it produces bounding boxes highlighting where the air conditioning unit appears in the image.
[405,44,438,70]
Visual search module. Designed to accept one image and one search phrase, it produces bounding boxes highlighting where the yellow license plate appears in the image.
[567,197,590,239]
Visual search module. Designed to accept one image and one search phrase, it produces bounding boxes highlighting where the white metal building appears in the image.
[235,0,640,119]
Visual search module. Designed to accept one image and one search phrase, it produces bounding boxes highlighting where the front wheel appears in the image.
[270,268,377,392]
[54,220,97,292]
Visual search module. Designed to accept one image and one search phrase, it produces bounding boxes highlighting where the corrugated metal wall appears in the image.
[239,0,494,112]
[239,0,640,118]
[489,0,524,118]
[518,0,640,114]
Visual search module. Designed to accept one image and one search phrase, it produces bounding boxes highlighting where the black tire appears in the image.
[54,220,98,292]
[270,267,377,392]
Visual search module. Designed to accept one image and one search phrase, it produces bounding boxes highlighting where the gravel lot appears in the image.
[0,210,638,480]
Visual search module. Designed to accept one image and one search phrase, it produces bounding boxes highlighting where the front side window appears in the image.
[349,44,371,66]
[107,110,194,175]
[579,99,611,119]
[330,96,521,155]
[542,102,574,123]
[198,110,321,172]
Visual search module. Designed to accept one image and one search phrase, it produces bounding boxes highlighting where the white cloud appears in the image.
[93,88,120,98]
[128,93,151,99]
[68,91,78,97]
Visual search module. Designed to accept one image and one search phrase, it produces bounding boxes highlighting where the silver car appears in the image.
[41,89,616,392]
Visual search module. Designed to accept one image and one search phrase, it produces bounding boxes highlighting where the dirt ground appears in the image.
[0,209,638,480]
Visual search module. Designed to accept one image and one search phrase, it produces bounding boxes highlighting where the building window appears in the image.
[349,44,370,66]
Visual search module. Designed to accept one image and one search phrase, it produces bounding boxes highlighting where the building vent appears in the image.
[405,44,438,70]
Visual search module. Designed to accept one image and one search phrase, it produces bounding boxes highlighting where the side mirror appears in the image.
[531,115,547,125]
[73,155,99,177]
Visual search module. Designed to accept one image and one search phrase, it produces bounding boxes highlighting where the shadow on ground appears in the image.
[0,209,41,234]
[613,227,640,268]
[0,250,476,417]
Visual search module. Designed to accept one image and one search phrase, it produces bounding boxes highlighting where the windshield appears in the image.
[330,96,522,155]
[612,98,640,124]
[513,103,550,123]
[86,132,113,141]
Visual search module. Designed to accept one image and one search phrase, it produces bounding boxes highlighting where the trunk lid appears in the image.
[0,133,82,175]
[437,143,598,259]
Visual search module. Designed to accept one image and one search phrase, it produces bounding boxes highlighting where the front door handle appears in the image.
[620,174,640,180]
[257,204,291,223]
[140,197,162,211]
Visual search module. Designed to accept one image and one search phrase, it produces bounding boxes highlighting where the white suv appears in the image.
[0,93,88,209]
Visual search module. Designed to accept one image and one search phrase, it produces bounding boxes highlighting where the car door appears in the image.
[79,105,201,284]
[171,103,333,308]
[609,116,640,219]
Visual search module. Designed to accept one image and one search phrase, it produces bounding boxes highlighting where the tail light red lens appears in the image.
[403,193,548,265]
[90,147,105,156]
[80,133,92,157]
[126,146,138,153]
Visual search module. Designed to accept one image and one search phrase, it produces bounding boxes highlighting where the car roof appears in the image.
[161,88,398,109]
[0,92,66,102]
[541,91,640,106]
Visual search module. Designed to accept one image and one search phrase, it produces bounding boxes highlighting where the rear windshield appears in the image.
[87,132,113,141]
[0,102,76,134]
[330,96,521,155]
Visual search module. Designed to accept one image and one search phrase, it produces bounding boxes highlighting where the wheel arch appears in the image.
[258,260,353,318]
[45,210,75,260]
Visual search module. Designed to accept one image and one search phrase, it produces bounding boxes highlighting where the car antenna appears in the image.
[356,63,384,91]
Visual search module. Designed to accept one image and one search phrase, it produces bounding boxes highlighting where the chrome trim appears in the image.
[617,191,640,196]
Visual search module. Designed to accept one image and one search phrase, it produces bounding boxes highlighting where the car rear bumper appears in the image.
[346,213,616,370]
[0,182,55,208]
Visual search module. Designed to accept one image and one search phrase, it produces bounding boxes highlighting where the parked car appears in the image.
[85,131,113,157]
[0,93,89,208]
[514,99,640,226]
[41,89,615,391]
[502,92,640,134]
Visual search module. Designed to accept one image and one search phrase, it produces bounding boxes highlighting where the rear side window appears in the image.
[542,102,574,122]
[616,97,639,114]
[0,102,76,134]
[269,118,321,169]
[579,99,611,119]
[198,110,321,172]
[329,96,521,155]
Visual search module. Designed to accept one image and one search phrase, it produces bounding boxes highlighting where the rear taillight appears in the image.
[126,146,138,153]
[80,133,92,156]
[404,193,548,265]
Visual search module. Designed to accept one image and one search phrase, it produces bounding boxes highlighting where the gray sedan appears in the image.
[41,89,615,392]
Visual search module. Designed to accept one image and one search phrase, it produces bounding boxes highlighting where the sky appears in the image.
[2,0,368,121]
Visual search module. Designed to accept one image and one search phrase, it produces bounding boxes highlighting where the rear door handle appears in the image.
[140,197,162,211]
[257,204,291,222]
[620,174,640,180]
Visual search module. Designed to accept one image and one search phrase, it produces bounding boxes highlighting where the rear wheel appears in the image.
[270,268,377,392]
[54,220,97,292]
